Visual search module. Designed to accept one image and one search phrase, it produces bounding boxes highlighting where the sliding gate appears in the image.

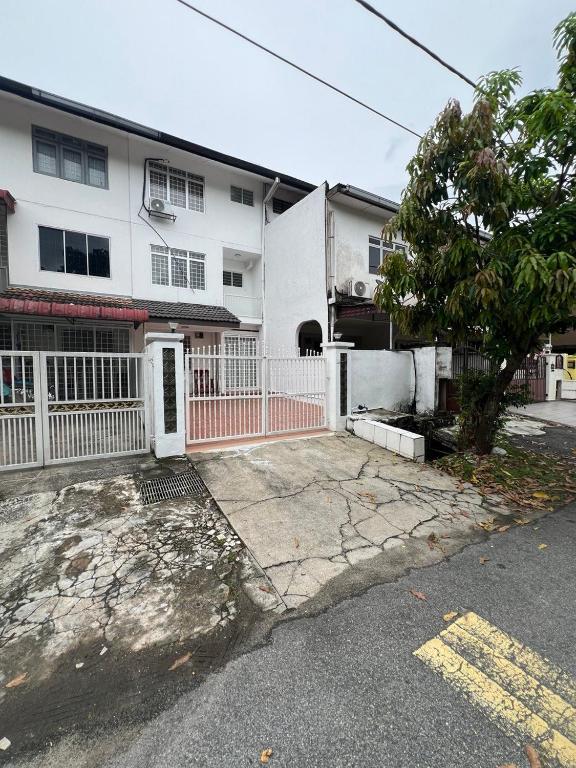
[0,351,148,471]
[185,344,326,443]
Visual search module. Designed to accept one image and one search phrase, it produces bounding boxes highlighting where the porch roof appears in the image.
[0,287,240,326]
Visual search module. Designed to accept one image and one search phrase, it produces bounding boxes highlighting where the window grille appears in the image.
[151,245,205,290]
[230,186,254,206]
[0,323,13,349]
[223,270,243,288]
[148,162,205,212]
[272,197,293,214]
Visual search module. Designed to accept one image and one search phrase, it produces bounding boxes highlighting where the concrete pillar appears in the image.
[544,353,565,401]
[322,341,354,431]
[145,331,186,458]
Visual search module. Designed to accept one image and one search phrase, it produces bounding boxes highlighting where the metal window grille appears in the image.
[95,328,130,353]
[0,323,13,349]
[15,322,56,351]
[189,257,205,290]
[148,162,204,212]
[169,174,187,208]
[187,176,204,212]
[58,327,96,352]
[272,197,293,214]
[230,186,253,206]
[171,250,189,288]
[151,247,170,285]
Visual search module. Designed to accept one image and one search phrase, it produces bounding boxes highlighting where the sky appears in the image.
[1,0,573,201]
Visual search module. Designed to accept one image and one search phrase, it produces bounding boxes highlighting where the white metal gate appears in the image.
[185,344,326,444]
[0,351,148,471]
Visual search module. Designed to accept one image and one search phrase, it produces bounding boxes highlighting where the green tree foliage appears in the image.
[375,14,576,454]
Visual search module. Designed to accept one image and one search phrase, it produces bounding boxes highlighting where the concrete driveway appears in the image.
[194,434,509,609]
[512,399,576,427]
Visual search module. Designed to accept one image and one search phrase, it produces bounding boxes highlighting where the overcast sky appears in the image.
[1,0,573,200]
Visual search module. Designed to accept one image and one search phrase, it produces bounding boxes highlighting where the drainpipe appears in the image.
[261,177,280,351]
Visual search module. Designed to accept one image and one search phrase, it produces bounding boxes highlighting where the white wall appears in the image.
[413,347,437,413]
[0,91,268,312]
[329,200,396,297]
[349,349,415,411]
[264,184,328,351]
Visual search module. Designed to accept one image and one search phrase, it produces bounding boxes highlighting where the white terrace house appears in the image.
[0,75,313,358]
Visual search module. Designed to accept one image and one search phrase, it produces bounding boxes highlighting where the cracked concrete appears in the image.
[0,467,279,699]
[194,433,508,609]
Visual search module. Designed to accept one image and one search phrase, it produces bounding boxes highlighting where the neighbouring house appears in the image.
[0,75,315,357]
[264,182,420,353]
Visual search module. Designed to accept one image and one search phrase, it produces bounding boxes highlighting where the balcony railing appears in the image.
[224,293,262,320]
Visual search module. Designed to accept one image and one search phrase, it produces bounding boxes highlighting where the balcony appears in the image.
[224,293,262,322]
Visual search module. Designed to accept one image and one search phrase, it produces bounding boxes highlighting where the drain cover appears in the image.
[140,469,208,505]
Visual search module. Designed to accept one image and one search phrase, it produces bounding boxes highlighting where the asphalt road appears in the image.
[95,503,576,768]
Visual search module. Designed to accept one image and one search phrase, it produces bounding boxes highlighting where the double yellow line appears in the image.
[414,612,576,767]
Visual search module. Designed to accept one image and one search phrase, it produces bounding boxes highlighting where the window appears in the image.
[0,323,13,349]
[368,236,406,275]
[32,126,108,188]
[223,270,243,288]
[230,186,254,206]
[39,227,110,278]
[272,197,293,214]
[148,162,204,212]
[151,245,205,290]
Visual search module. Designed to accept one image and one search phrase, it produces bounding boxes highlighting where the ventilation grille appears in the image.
[140,469,208,505]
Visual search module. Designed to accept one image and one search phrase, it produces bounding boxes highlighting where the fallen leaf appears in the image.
[459,510,471,519]
[532,492,551,500]
[426,533,439,550]
[260,748,273,764]
[479,556,490,564]
[293,537,300,549]
[497,764,518,768]
[443,611,458,622]
[5,673,27,688]
[497,525,511,533]
[538,543,548,550]
[258,585,274,594]
[75,662,84,670]
[409,589,427,601]
[513,518,530,526]
[169,652,191,671]
[525,745,542,768]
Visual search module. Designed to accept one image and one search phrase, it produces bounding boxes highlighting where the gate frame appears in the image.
[0,350,44,471]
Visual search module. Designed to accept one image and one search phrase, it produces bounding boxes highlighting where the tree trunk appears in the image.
[458,350,528,455]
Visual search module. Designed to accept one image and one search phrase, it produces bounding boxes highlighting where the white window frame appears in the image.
[32,126,108,188]
[148,162,205,213]
[150,245,206,290]
[369,236,406,275]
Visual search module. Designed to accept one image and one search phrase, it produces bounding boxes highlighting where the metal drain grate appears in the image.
[140,469,208,505]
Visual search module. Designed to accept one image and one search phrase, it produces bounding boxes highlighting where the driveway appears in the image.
[0,456,276,759]
[511,399,576,427]
[194,433,512,609]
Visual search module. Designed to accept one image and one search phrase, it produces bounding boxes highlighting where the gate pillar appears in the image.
[322,341,354,431]
[145,332,186,458]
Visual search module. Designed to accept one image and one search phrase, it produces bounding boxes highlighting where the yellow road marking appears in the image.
[414,613,576,767]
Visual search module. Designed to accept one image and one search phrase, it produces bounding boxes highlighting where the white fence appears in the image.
[185,345,326,443]
[0,351,148,471]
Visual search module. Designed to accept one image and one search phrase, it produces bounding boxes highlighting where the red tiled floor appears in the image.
[187,396,325,442]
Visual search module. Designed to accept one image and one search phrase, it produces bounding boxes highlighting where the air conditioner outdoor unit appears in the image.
[347,279,369,298]
[148,197,176,220]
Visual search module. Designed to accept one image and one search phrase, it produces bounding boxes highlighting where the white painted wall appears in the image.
[264,184,328,351]
[0,91,271,313]
[329,200,396,297]
[413,347,437,413]
[349,349,415,411]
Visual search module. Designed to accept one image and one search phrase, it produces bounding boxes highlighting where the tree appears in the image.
[375,13,576,454]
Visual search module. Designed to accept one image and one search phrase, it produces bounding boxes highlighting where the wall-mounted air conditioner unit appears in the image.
[347,279,369,299]
[148,197,176,220]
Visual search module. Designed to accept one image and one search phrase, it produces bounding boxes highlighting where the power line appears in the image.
[173,0,422,139]
[353,0,477,89]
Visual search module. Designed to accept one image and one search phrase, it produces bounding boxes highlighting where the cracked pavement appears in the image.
[194,433,511,609]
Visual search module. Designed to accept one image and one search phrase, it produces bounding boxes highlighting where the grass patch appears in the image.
[435,440,576,511]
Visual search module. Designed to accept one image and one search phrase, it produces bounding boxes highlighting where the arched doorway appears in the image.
[298,320,322,355]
